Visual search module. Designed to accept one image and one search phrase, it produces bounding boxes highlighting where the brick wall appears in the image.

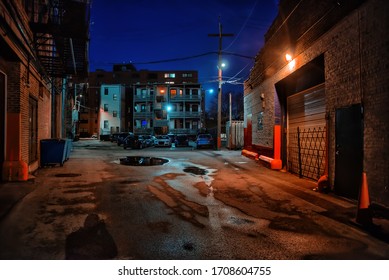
[244,0,389,206]
[359,0,389,205]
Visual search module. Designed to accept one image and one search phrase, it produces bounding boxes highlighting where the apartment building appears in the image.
[87,65,204,137]
[99,84,125,136]
[133,83,204,136]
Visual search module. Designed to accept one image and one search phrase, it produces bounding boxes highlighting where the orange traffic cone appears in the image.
[355,172,373,226]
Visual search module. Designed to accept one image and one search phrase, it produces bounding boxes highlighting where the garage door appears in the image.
[287,84,326,180]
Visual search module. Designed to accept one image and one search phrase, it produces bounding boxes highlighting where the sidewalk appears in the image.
[0,178,36,221]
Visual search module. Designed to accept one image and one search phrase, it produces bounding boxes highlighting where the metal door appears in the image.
[287,84,326,180]
[334,104,363,200]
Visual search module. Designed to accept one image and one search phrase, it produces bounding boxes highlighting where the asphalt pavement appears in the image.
[1,139,388,247]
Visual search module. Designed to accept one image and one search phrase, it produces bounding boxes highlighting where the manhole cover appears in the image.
[54,173,82,177]
[120,156,169,166]
[183,166,208,175]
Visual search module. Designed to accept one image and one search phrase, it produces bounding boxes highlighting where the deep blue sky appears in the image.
[89,0,278,95]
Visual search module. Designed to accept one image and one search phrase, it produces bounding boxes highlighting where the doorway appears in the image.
[245,114,252,148]
[334,104,363,200]
[29,97,38,163]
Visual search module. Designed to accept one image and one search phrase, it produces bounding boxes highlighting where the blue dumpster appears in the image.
[40,139,66,167]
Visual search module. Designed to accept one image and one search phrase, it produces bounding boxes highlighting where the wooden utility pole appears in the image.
[208,19,233,150]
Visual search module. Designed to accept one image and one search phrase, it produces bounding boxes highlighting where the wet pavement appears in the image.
[0,139,389,260]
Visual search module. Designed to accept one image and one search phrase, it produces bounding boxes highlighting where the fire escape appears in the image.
[29,0,90,79]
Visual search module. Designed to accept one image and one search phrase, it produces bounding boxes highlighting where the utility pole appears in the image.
[208,18,233,150]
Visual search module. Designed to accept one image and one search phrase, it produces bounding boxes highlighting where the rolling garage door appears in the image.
[287,84,326,180]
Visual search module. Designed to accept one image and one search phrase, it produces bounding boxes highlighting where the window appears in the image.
[113,94,117,100]
[104,88,108,95]
[170,89,177,98]
[192,89,199,95]
[164,73,175,78]
[104,104,108,111]
[104,120,109,129]
[182,73,193,78]
[113,111,117,117]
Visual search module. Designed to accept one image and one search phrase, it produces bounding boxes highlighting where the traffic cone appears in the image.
[355,172,373,226]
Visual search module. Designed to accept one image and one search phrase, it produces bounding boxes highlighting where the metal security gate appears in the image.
[287,84,326,180]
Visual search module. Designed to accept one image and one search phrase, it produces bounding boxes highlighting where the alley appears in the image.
[0,139,388,260]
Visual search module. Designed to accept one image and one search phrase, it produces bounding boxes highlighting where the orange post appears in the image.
[356,172,373,226]
[271,125,282,170]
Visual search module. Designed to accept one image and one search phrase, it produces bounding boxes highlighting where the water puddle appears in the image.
[183,166,208,175]
[120,156,169,166]
[54,173,82,177]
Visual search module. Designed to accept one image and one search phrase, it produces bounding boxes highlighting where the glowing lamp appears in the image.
[285,53,293,62]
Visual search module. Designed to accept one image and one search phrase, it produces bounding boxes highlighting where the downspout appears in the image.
[70,38,77,76]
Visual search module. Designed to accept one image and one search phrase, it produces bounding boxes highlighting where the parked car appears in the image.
[196,134,214,149]
[117,132,133,146]
[175,134,189,147]
[110,133,120,142]
[167,133,176,143]
[142,135,154,147]
[154,135,172,147]
[123,134,146,149]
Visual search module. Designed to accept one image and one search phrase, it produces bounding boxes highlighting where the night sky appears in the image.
[89,0,278,98]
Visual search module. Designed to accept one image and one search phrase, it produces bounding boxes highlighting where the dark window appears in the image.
[104,104,108,111]
[104,88,108,95]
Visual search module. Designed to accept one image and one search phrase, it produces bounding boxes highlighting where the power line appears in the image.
[130,52,217,65]
[223,0,258,51]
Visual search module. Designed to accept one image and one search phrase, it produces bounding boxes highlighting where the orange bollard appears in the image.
[270,125,282,170]
[356,172,373,226]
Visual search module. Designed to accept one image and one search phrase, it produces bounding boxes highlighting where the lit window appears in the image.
[113,94,117,100]
[164,73,175,78]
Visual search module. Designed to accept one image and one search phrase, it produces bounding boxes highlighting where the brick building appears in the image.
[1,0,90,181]
[244,0,389,206]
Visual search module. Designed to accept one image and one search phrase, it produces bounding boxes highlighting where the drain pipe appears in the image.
[70,38,77,75]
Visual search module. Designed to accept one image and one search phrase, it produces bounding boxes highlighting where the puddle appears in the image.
[54,173,82,177]
[120,156,169,166]
[183,166,208,175]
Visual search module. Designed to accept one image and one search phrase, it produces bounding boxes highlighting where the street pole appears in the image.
[208,19,233,150]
